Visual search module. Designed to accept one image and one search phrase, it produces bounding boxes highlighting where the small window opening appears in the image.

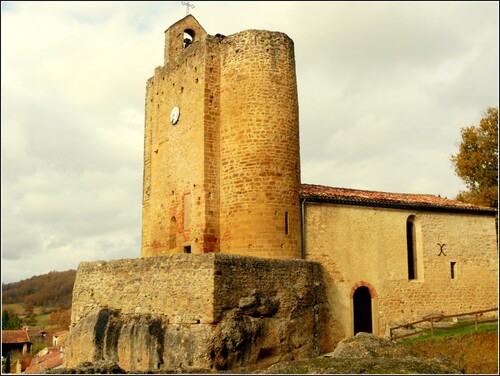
[184,246,191,254]
[406,216,417,280]
[284,211,289,235]
[183,29,195,48]
[169,217,177,249]
[184,194,191,230]
[450,262,456,279]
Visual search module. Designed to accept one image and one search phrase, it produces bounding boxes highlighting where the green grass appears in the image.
[2,304,62,330]
[35,313,52,325]
[27,313,62,330]
[396,321,498,346]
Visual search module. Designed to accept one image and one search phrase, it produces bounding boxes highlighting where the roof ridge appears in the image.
[300,183,497,214]
[301,183,448,198]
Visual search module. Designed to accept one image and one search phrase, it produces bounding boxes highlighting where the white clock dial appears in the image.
[170,106,180,125]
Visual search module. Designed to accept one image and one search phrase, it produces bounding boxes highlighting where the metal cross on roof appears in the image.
[181,1,195,16]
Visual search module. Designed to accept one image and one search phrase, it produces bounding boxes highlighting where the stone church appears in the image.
[64,15,498,372]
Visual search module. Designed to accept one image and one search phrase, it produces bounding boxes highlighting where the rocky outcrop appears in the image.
[56,332,464,374]
[64,309,170,371]
[261,332,464,374]
[65,293,325,372]
[48,361,126,374]
[64,254,330,373]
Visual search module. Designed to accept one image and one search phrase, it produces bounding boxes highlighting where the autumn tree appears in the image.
[24,301,34,316]
[2,269,76,308]
[49,306,71,330]
[451,106,498,208]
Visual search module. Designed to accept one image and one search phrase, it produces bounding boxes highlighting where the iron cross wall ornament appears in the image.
[437,243,447,256]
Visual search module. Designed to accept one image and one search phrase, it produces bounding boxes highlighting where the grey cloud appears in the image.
[1,1,497,283]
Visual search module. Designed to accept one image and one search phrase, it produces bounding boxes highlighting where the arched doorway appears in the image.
[353,286,372,334]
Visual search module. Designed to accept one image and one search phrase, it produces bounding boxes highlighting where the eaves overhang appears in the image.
[300,184,498,216]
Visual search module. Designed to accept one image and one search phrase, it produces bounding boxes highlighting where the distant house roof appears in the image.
[2,330,30,344]
[24,349,63,374]
[300,183,498,215]
[52,330,69,337]
[26,329,52,342]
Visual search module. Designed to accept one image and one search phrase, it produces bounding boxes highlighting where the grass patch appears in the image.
[3,304,58,316]
[28,313,61,330]
[35,313,52,325]
[396,321,498,346]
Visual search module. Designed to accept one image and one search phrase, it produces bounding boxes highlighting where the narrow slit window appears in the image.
[169,217,177,249]
[450,262,456,279]
[284,211,289,235]
[406,217,417,280]
[184,194,191,230]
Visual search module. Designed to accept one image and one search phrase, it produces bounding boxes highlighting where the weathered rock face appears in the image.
[64,254,330,372]
[64,308,214,372]
[65,309,170,371]
[262,332,464,374]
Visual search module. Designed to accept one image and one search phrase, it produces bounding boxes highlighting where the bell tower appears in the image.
[141,16,302,259]
[141,15,220,256]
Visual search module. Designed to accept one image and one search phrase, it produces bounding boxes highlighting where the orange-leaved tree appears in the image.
[451,106,498,208]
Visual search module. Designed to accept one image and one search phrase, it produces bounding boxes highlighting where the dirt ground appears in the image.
[403,330,498,374]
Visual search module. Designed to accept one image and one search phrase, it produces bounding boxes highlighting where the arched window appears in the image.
[406,215,417,280]
[183,29,195,48]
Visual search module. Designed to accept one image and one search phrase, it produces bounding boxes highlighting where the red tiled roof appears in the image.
[25,350,63,374]
[2,330,30,344]
[300,183,497,214]
[21,356,33,371]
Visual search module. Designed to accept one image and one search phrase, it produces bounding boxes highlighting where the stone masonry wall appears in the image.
[304,202,498,346]
[142,33,219,256]
[219,30,302,259]
[65,254,328,372]
[142,16,302,260]
[69,255,216,328]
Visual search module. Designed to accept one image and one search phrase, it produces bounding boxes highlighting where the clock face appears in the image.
[170,106,180,125]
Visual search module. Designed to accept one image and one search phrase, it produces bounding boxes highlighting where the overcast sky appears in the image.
[1,1,498,284]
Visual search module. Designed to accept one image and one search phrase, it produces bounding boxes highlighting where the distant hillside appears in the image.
[2,270,76,309]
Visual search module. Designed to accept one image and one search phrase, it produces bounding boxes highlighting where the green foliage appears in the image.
[1,269,76,309]
[2,309,10,327]
[31,342,47,356]
[451,106,498,208]
[27,313,38,326]
[2,309,23,330]
[5,352,11,374]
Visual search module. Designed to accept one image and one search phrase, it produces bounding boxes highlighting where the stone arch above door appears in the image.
[349,280,378,298]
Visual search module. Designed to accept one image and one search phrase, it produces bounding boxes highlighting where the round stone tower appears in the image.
[141,17,302,259]
[219,30,302,259]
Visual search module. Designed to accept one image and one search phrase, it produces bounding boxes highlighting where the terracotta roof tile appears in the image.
[25,350,63,374]
[2,330,30,344]
[300,183,497,214]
